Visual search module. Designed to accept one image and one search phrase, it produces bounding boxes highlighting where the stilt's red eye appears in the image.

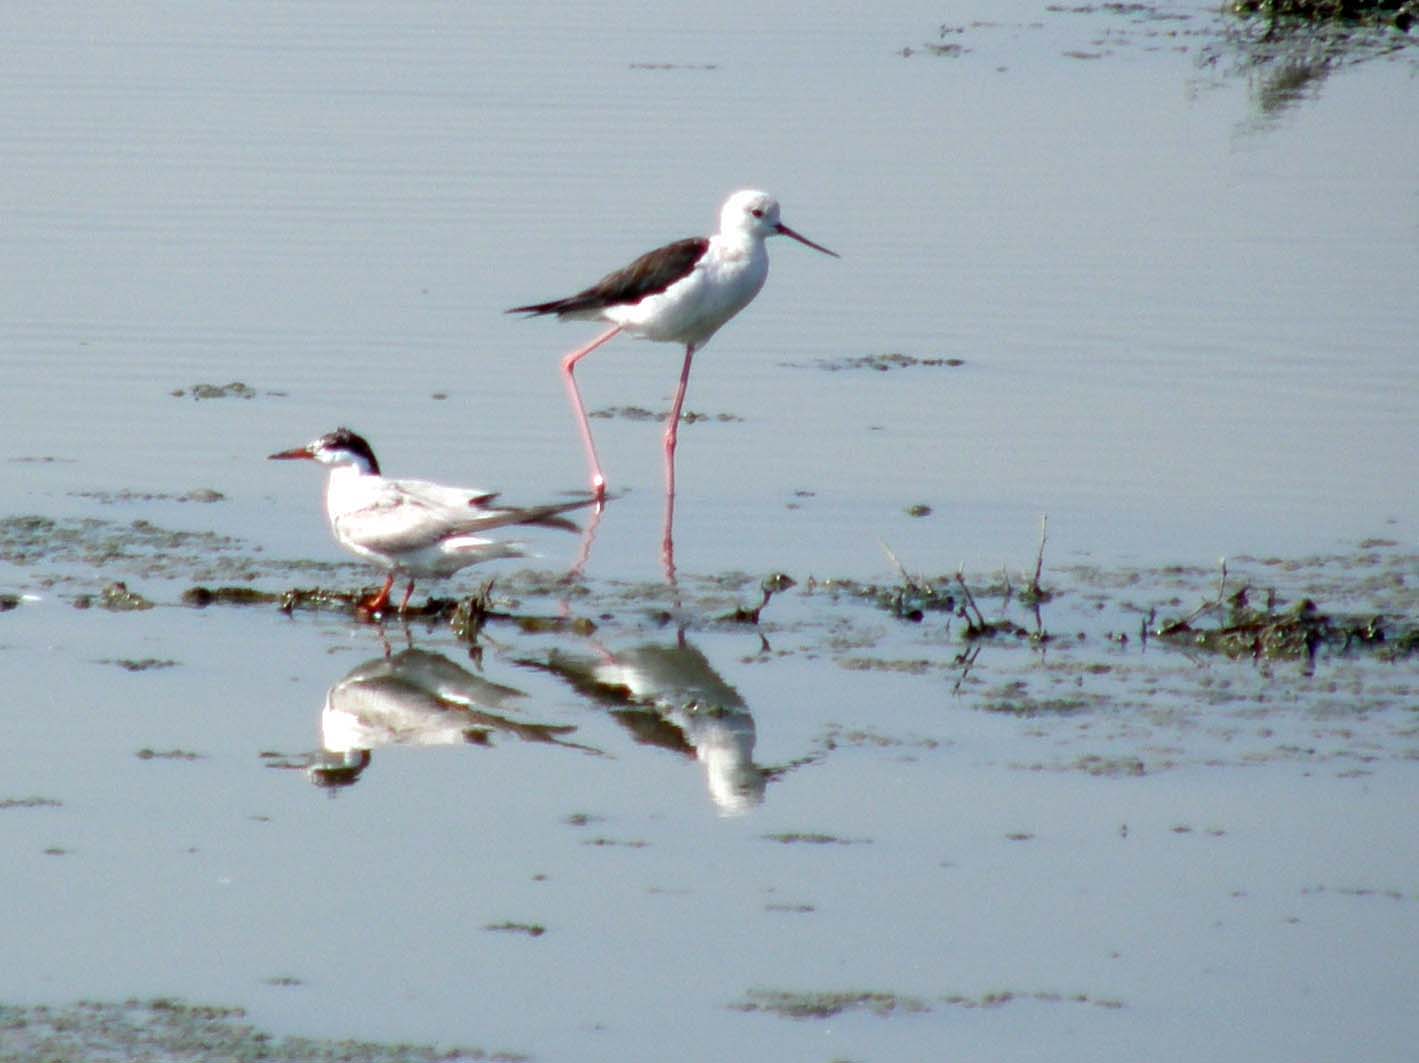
[750,208,764,218]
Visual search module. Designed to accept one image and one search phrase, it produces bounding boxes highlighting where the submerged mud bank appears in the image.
[3,510,1414,783]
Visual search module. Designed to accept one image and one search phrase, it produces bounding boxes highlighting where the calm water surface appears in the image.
[3,0,1414,576]
[2,3,1417,1061]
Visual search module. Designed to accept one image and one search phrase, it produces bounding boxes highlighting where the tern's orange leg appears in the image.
[360,574,396,616]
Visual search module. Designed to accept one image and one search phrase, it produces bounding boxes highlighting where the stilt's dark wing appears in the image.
[507,237,709,316]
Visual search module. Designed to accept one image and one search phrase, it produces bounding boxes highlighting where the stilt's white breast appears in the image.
[614,235,769,348]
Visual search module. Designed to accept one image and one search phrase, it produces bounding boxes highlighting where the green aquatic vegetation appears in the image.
[101,657,178,671]
[70,488,225,505]
[483,922,546,937]
[277,586,369,614]
[181,586,280,607]
[170,381,262,400]
[1206,0,1418,131]
[0,515,249,582]
[97,582,154,611]
[786,352,965,372]
[135,748,204,761]
[760,832,871,846]
[0,997,525,1062]
[729,986,1126,1020]
[589,404,742,423]
[730,988,930,1019]
[1232,0,1417,27]
[716,572,796,624]
[809,574,957,622]
[980,687,1096,717]
[1152,569,1412,662]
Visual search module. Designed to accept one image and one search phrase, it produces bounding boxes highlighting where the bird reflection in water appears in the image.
[527,631,812,815]
[307,648,598,788]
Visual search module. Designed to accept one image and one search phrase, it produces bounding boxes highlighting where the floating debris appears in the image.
[590,404,743,423]
[277,586,369,615]
[628,61,720,70]
[1151,564,1412,662]
[1231,0,1417,29]
[182,586,280,607]
[98,582,154,612]
[70,488,225,504]
[787,352,966,372]
[730,988,929,1019]
[901,23,972,59]
[101,657,179,672]
[0,514,251,583]
[135,748,204,761]
[717,572,796,624]
[729,986,1125,1020]
[171,381,257,400]
[760,832,871,846]
[483,921,547,937]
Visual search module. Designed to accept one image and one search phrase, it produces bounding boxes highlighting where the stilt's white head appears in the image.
[719,190,839,257]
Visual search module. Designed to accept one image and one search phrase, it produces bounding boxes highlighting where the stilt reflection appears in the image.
[527,630,815,814]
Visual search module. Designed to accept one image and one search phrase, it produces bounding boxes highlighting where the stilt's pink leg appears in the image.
[661,487,677,584]
[566,500,604,582]
[660,343,696,583]
[662,343,696,499]
[397,579,416,613]
[560,325,624,501]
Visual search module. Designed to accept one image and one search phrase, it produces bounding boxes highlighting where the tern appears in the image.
[269,427,592,614]
[508,189,838,504]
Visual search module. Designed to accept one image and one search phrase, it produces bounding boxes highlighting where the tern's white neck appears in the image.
[328,462,375,484]
[324,462,375,516]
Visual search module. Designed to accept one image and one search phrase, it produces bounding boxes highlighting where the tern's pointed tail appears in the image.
[471,493,601,535]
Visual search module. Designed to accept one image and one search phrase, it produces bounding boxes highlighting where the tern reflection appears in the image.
[532,632,789,815]
[310,648,594,788]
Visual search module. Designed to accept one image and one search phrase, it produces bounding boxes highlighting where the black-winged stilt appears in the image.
[508,189,838,505]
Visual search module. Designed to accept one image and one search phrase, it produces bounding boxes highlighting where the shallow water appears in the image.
[2,3,1418,1062]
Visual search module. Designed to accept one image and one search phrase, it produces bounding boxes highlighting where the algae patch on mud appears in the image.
[783,352,965,372]
[170,380,287,401]
[70,488,225,505]
[1231,0,1417,29]
[728,986,1125,1020]
[0,997,526,1062]
[2,504,1415,777]
[0,514,347,591]
[590,404,744,424]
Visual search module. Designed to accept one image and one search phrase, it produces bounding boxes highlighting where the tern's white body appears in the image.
[322,649,528,754]
[321,462,521,579]
[270,427,589,613]
[308,648,588,787]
